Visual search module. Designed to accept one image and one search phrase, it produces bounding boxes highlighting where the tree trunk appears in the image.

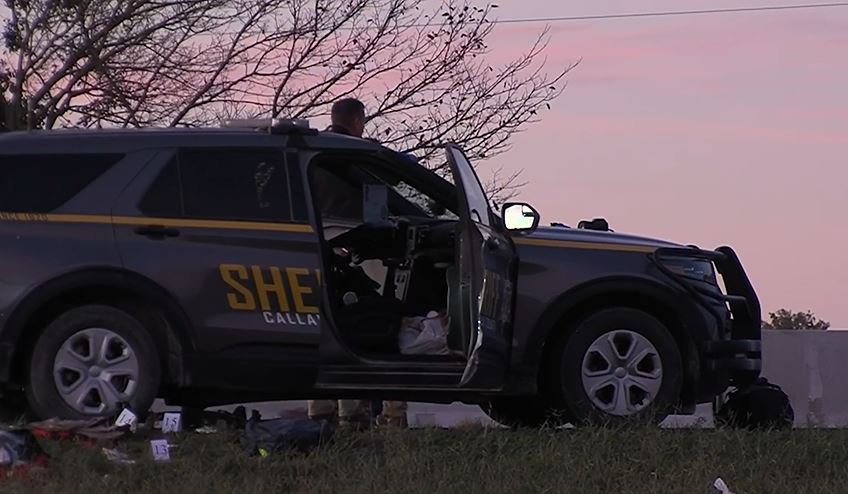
[1,93,8,131]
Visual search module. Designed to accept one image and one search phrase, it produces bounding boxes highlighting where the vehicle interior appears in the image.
[308,150,468,362]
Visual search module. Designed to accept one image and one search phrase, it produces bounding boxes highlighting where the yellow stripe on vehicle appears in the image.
[513,237,657,253]
[0,212,315,234]
[47,214,114,224]
[111,216,314,233]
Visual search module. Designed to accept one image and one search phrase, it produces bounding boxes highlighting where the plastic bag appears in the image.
[398,310,450,355]
[240,418,335,456]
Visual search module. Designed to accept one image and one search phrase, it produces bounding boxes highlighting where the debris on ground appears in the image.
[0,429,49,482]
[28,418,126,444]
[4,403,338,472]
[102,448,135,465]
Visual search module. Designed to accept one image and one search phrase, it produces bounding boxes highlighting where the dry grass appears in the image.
[4,424,848,493]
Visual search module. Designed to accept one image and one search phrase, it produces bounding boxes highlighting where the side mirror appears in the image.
[502,202,540,234]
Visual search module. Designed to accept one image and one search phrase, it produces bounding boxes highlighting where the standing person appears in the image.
[309,97,409,429]
[308,98,371,429]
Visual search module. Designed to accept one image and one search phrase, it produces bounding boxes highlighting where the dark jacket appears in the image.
[325,124,356,136]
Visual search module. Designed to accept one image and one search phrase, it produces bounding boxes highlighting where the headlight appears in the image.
[661,258,716,284]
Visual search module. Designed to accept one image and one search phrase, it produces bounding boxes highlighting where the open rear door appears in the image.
[444,144,518,390]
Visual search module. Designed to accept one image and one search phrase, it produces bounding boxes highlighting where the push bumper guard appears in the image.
[652,246,761,386]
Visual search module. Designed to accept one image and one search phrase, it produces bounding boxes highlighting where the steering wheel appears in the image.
[327,219,407,262]
[328,247,381,295]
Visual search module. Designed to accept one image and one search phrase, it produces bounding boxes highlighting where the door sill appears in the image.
[317,362,465,388]
[315,383,495,393]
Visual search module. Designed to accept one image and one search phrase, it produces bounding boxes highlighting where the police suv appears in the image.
[0,119,762,426]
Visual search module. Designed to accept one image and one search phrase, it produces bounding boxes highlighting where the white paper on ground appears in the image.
[103,448,136,465]
[713,477,734,494]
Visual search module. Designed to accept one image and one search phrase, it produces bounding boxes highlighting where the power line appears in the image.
[208,2,848,35]
[481,2,848,26]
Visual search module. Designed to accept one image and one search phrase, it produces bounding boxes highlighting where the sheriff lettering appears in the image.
[219,264,322,327]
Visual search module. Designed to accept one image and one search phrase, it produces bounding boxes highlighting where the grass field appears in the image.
[4,424,848,493]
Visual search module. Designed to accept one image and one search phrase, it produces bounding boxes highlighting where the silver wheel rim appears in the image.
[581,330,663,416]
[53,328,140,415]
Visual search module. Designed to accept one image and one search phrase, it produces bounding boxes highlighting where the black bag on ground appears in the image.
[240,418,335,456]
[715,378,794,430]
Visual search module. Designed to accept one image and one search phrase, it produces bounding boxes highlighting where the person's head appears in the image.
[330,98,366,137]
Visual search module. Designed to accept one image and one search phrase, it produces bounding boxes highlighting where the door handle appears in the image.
[134,225,180,238]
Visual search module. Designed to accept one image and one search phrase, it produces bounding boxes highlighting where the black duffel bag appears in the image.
[241,417,335,456]
[715,377,794,430]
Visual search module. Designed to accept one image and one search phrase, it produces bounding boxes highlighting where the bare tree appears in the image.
[2,0,576,196]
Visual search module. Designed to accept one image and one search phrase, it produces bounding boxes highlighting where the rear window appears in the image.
[138,148,293,223]
[180,148,291,222]
[0,154,122,213]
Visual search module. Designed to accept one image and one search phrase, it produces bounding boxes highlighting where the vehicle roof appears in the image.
[0,126,381,154]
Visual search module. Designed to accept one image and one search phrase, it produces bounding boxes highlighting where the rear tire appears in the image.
[550,308,683,426]
[26,305,161,420]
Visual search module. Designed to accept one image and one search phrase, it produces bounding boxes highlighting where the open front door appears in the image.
[445,145,518,390]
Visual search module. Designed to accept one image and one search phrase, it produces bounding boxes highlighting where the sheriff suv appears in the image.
[0,120,762,426]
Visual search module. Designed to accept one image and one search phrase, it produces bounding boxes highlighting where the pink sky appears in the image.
[477,1,848,326]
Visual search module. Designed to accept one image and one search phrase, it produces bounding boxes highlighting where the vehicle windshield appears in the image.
[311,150,459,223]
[371,174,458,221]
[356,149,459,221]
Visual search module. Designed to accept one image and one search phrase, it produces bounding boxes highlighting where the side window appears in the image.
[0,153,123,213]
[179,148,290,222]
[311,162,364,222]
[139,148,293,222]
[309,154,458,223]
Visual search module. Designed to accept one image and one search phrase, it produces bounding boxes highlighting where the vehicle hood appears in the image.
[523,226,682,249]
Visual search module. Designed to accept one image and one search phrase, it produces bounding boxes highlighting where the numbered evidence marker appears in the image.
[150,439,171,462]
[115,408,138,431]
[161,412,182,434]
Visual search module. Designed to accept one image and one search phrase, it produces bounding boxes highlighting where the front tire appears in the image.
[26,305,161,420]
[551,308,683,426]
